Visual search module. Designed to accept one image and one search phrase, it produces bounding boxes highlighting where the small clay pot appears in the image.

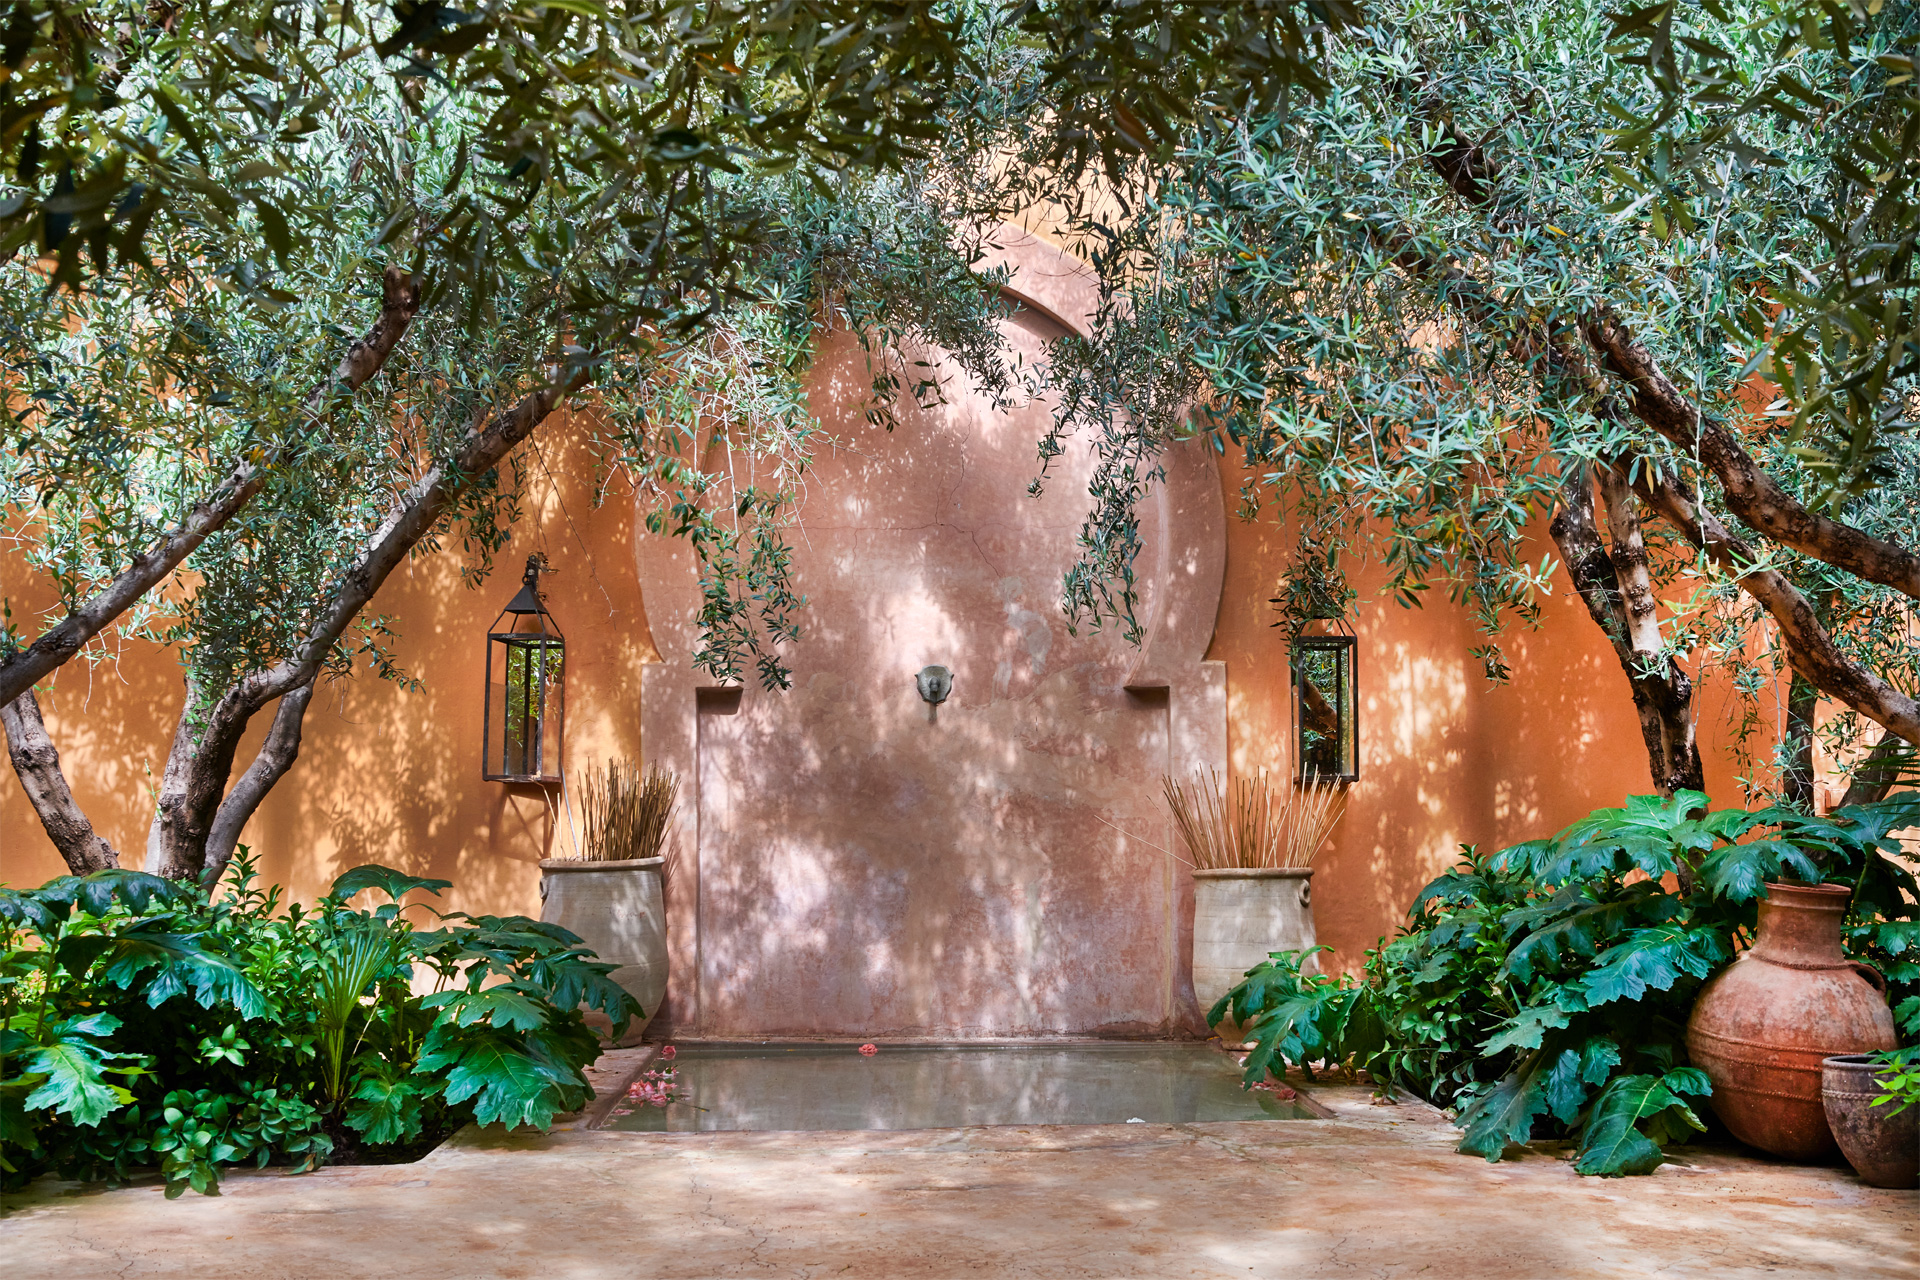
[1822,1054,1920,1189]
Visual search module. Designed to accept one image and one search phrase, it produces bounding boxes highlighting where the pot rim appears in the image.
[539,856,666,872]
[1821,1053,1895,1068]
[1762,880,1853,899]
[1192,867,1314,879]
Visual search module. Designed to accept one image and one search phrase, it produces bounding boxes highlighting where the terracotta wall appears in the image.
[2,346,1772,984]
[1203,451,1758,971]
[0,410,652,925]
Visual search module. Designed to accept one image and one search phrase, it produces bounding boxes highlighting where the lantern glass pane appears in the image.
[1294,639,1356,781]
[488,634,564,779]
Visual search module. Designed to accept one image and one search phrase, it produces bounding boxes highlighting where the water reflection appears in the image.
[602,1043,1310,1132]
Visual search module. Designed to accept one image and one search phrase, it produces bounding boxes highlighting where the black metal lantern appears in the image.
[1292,623,1358,784]
[483,555,565,784]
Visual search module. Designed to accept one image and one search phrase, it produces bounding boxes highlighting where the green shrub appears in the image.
[1868,1046,1920,1117]
[1213,791,1920,1177]
[1,854,634,1197]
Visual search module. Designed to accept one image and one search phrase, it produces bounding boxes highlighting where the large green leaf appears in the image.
[1456,1051,1551,1161]
[96,922,267,1017]
[417,1025,574,1129]
[0,888,58,934]
[21,1018,135,1127]
[344,1073,426,1145]
[328,864,452,904]
[1500,889,1642,982]
[1543,1037,1622,1124]
[519,1024,597,1116]
[421,984,550,1033]
[1543,792,1733,886]
[1580,925,1728,1006]
[1573,1071,1707,1176]
[1480,1003,1573,1056]
[1697,838,1822,902]
[532,958,640,1035]
[33,870,188,918]
[54,933,117,978]
[1818,793,1920,855]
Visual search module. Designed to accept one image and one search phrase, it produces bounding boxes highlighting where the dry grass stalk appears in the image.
[578,759,678,863]
[1163,768,1347,869]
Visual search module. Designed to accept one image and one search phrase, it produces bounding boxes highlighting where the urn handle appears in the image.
[1850,960,1887,993]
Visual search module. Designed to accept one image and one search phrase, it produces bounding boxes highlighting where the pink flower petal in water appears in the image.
[858,1043,878,1056]
[659,1045,677,1060]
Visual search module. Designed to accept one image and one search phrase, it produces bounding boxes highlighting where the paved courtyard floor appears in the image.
[2,1063,1913,1279]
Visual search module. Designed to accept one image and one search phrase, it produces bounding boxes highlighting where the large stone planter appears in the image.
[1685,882,1896,1160]
[539,857,667,1040]
[1822,1054,1920,1189]
[1192,868,1316,1038]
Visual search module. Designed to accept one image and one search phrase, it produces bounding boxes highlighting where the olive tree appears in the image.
[3,0,1360,880]
[1009,0,1917,800]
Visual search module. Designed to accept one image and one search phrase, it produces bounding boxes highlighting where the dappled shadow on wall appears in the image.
[242,410,650,919]
[682,312,1194,1038]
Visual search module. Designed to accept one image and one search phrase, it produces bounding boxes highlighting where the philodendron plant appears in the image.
[1213,791,1920,1176]
[1,854,634,1196]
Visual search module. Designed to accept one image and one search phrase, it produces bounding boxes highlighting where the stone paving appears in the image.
[2,1063,1913,1279]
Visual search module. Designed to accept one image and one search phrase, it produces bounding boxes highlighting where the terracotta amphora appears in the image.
[1686,882,1897,1161]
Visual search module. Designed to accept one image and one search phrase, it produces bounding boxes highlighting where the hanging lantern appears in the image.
[1291,617,1358,784]
[483,555,565,784]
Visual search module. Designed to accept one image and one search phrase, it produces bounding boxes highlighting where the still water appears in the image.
[600,1042,1313,1132]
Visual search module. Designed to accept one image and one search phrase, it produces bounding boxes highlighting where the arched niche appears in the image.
[634,226,1226,1037]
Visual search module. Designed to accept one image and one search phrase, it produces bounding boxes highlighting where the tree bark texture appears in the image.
[1839,729,1912,807]
[147,375,574,881]
[1630,467,1920,745]
[1546,463,1704,795]
[200,680,316,888]
[1,689,120,874]
[1577,315,1920,603]
[0,266,423,711]
[1782,672,1819,811]
[1408,111,1920,747]
[1415,113,1920,605]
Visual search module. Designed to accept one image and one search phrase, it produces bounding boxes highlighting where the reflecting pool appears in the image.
[599,1042,1313,1132]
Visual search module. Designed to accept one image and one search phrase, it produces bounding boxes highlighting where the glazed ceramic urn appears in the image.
[1685,882,1897,1160]
[1192,868,1317,1038]
[539,856,667,1042]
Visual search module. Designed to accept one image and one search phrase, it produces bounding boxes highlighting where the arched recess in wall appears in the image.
[633,224,1227,1038]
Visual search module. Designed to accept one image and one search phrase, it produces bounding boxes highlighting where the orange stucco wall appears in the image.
[1203,451,1757,970]
[0,411,654,925]
[1,406,1770,980]
[0,204,1793,990]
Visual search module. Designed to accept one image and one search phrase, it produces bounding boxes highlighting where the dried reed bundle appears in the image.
[578,759,678,862]
[1162,768,1347,869]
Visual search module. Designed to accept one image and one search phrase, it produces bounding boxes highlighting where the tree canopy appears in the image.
[1027,0,1917,795]
[3,0,1913,886]
[1,0,1363,880]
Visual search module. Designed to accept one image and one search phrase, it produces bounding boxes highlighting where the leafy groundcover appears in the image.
[1213,791,1920,1176]
[1,854,634,1197]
